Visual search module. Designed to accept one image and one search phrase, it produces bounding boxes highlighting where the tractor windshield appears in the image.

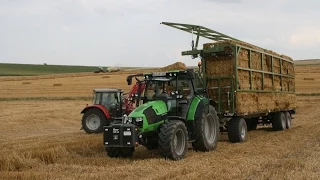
[101,92,120,109]
[144,76,192,100]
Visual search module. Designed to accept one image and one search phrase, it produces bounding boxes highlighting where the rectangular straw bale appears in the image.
[252,72,262,90]
[237,48,249,68]
[236,92,296,114]
[238,70,250,90]
[264,74,273,90]
[282,77,289,92]
[251,51,262,70]
[205,55,234,76]
[281,61,289,75]
[273,58,280,74]
[274,76,281,91]
[265,55,273,72]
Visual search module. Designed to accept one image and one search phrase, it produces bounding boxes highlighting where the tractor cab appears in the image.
[143,70,199,117]
[92,88,124,118]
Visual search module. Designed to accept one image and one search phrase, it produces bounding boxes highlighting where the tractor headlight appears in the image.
[135,117,143,122]
[128,117,133,123]
[169,73,172,76]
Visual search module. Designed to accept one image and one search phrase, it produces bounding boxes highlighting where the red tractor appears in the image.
[80,74,145,134]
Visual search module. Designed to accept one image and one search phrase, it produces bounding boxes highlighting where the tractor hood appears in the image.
[129,100,168,118]
[128,100,168,131]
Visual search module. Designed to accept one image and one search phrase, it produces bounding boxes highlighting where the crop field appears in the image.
[0,63,320,179]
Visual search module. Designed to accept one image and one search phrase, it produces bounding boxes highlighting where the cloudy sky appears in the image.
[1,0,319,67]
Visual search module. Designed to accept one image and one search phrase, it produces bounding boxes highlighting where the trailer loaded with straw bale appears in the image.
[162,22,296,142]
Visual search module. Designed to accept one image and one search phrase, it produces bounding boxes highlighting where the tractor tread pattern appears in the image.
[158,120,187,160]
[192,105,219,151]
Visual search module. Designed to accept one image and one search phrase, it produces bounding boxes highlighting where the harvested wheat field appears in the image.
[0,63,320,180]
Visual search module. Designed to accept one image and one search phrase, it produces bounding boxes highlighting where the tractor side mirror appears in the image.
[127,76,132,85]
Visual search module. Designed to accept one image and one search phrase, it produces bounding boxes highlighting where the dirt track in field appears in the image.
[0,65,320,179]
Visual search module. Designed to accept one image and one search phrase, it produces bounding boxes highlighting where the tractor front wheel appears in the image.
[158,120,188,160]
[106,147,134,158]
[82,108,109,134]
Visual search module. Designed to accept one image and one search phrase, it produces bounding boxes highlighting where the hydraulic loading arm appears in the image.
[160,22,252,57]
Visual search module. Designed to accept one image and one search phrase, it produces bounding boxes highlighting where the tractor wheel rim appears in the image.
[86,114,101,130]
[204,114,216,144]
[173,129,185,156]
[241,123,246,139]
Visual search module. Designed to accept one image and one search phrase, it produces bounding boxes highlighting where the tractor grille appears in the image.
[143,106,163,125]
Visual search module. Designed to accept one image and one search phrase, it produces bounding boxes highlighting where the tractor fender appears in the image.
[80,105,111,119]
[186,97,205,121]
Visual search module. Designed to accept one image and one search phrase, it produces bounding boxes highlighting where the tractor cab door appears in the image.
[101,92,121,118]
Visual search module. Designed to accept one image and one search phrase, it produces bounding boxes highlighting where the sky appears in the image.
[0,0,319,67]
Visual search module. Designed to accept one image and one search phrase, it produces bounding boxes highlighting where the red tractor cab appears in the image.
[80,74,145,134]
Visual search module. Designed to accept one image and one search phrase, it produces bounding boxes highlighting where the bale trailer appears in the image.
[161,22,296,142]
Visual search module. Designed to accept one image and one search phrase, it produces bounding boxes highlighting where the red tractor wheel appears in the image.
[82,108,109,134]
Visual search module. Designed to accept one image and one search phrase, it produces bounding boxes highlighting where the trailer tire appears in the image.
[158,120,188,160]
[192,105,219,151]
[82,108,109,134]
[106,147,134,158]
[285,111,292,129]
[227,117,247,143]
[272,112,286,131]
[246,119,258,131]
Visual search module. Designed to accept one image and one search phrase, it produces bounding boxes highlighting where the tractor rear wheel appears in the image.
[285,111,292,129]
[192,105,219,151]
[82,108,109,134]
[106,147,134,158]
[272,112,286,131]
[227,117,247,143]
[158,120,188,160]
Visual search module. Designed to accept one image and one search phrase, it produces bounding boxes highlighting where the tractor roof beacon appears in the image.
[80,74,145,134]
[103,69,220,160]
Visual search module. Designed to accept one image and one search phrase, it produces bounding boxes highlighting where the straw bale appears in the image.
[252,72,262,90]
[159,62,186,72]
[264,74,273,90]
[203,40,293,61]
[238,70,250,90]
[205,55,234,76]
[251,51,262,70]
[273,58,280,74]
[236,92,296,114]
[238,49,249,68]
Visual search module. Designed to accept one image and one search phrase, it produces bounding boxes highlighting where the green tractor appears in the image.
[103,69,220,160]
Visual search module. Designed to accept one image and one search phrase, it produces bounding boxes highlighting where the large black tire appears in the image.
[192,105,219,151]
[82,108,109,134]
[106,147,134,158]
[246,119,258,131]
[227,117,247,143]
[272,112,286,131]
[285,111,292,129]
[158,120,188,160]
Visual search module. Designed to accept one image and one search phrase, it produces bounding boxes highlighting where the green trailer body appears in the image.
[161,22,296,118]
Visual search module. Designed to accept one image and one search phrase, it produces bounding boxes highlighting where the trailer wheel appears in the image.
[227,117,247,143]
[272,112,286,131]
[246,119,258,131]
[158,120,188,160]
[192,105,219,151]
[285,111,292,129]
[82,108,109,134]
[106,147,134,158]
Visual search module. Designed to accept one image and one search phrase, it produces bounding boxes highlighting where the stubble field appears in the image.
[0,64,320,180]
